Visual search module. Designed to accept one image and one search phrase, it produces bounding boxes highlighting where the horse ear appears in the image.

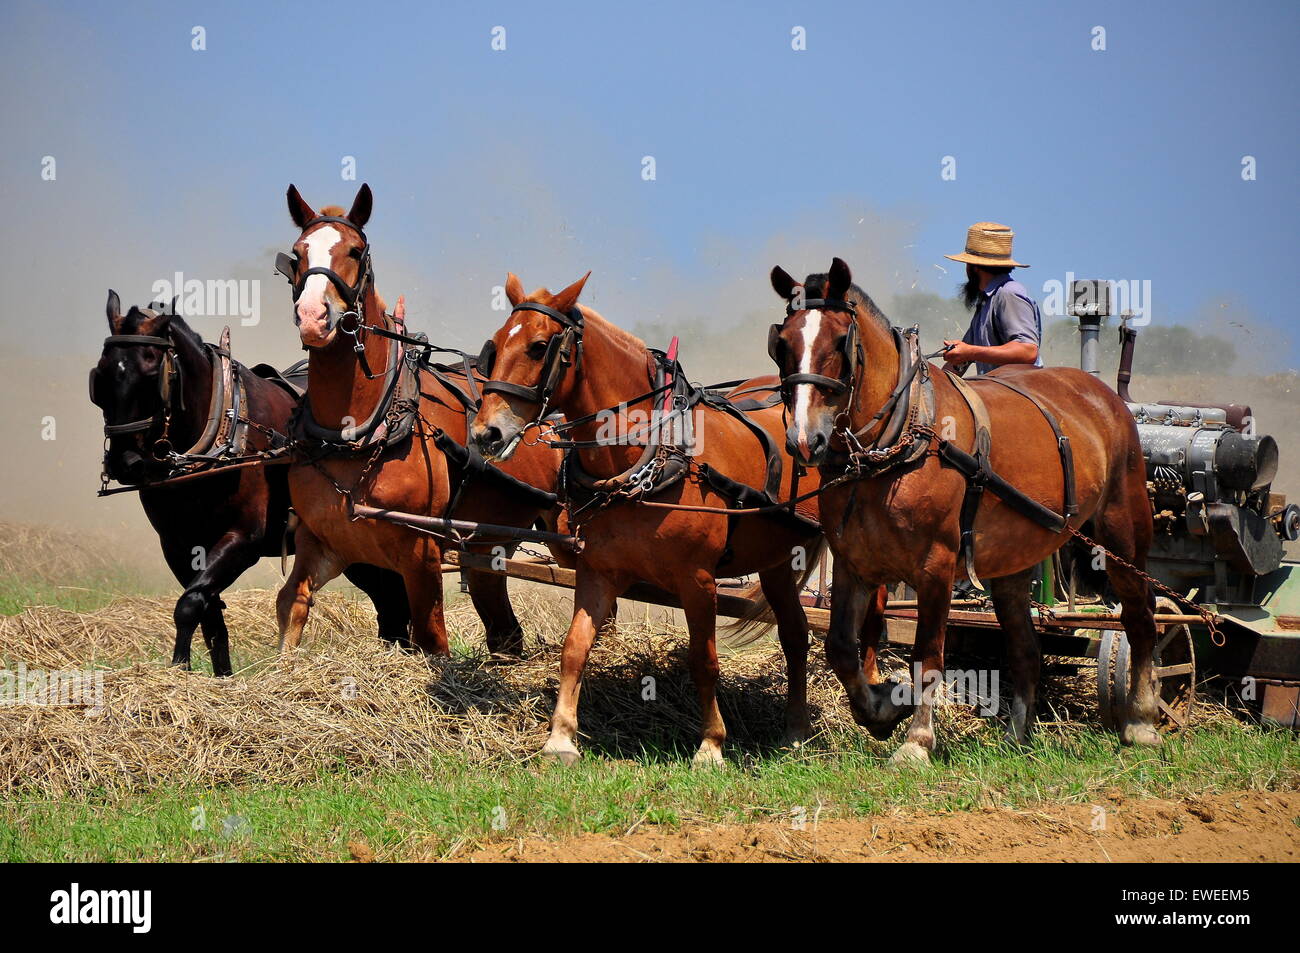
[504,273,526,307]
[106,289,121,327]
[348,183,373,228]
[828,257,852,299]
[770,266,799,301]
[286,184,316,228]
[550,271,591,314]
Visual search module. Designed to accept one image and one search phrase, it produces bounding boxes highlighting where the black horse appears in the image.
[90,291,409,676]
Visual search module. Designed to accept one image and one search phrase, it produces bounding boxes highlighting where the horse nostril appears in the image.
[809,431,828,458]
[477,425,502,453]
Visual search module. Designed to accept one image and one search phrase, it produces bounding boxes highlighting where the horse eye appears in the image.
[348,247,364,259]
[527,340,548,360]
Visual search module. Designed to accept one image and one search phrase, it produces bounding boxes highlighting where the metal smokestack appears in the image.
[1116,315,1138,402]
[1068,279,1110,376]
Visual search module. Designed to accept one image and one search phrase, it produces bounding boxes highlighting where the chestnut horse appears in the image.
[766,258,1158,763]
[275,185,563,656]
[91,295,410,675]
[470,272,826,766]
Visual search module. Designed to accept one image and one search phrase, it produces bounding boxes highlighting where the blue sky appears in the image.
[3,0,1298,368]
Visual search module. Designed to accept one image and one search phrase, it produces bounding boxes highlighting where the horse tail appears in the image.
[720,537,828,648]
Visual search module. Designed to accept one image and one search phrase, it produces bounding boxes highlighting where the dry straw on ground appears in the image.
[0,581,1237,799]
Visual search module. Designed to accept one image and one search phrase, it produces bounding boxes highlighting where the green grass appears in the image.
[3,722,1295,862]
[0,576,146,616]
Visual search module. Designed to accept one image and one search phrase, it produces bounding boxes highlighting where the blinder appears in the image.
[477,338,497,377]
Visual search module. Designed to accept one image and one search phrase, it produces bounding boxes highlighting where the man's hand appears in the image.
[942,340,977,365]
[393,294,406,323]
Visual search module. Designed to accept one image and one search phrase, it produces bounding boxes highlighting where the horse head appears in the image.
[279,183,374,348]
[470,270,590,461]
[768,256,861,466]
[91,291,182,483]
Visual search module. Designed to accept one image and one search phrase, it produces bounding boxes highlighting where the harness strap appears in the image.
[940,369,1069,587]
[975,374,1079,518]
[944,372,994,587]
[430,429,558,510]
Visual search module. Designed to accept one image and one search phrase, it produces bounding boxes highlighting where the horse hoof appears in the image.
[540,739,581,765]
[692,745,725,769]
[782,722,812,748]
[1121,722,1162,747]
[1003,727,1031,749]
[888,741,931,768]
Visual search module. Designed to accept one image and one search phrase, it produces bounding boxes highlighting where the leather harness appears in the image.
[482,302,820,553]
[770,302,1079,589]
[93,313,259,476]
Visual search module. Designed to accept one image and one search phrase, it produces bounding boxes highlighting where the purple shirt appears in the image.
[962,272,1043,375]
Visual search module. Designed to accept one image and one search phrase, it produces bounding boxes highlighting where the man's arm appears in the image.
[943,288,1040,368]
[942,339,1039,367]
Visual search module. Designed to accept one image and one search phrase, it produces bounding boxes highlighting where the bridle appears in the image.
[768,297,861,398]
[275,215,373,337]
[769,297,946,456]
[477,301,585,422]
[90,322,183,462]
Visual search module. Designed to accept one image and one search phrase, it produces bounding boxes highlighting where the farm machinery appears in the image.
[922,280,1300,729]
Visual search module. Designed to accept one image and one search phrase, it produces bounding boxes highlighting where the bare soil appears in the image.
[460,790,1300,863]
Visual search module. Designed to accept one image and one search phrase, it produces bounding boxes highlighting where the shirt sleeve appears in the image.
[991,289,1040,346]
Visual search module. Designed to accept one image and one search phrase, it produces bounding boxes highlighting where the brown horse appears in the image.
[470,271,826,766]
[766,258,1158,763]
[91,296,410,675]
[274,184,564,657]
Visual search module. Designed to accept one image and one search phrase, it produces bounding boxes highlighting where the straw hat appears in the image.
[944,222,1028,268]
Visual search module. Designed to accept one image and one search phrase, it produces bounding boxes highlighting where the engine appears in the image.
[1130,401,1295,594]
[1068,280,1299,600]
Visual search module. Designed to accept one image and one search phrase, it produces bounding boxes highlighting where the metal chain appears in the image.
[1064,524,1226,646]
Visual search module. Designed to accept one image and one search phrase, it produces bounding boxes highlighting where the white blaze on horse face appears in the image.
[296,226,343,326]
[506,323,522,339]
[793,310,823,441]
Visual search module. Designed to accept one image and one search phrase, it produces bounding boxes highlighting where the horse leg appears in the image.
[403,562,450,656]
[987,569,1040,745]
[541,570,620,765]
[199,602,233,678]
[826,561,911,739]
[277,526,344,652]
[1095,487,1161,746]
[758,563,812,746]
[890,562,956,765]
[172,533,257,675]
[681,572,726,767]
[465,552,525,656]
[860,584,890,685]
[343,564,412,647]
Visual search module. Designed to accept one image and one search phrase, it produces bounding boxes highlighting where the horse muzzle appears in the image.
[786,421,830,467]
[471,410,525,463]
[295,299,343,348]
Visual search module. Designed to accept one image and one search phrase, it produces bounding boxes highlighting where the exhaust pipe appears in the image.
[1068,279,1110,378]
[1116,319,1138,402]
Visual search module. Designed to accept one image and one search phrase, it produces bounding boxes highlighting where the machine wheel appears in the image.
[1096,599,1196,732]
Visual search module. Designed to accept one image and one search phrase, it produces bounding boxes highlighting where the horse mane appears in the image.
[317,204,347,217]
[523,288,646,355]
[580,304,645,354]
[802,273,891,332]
[120,305,203,347]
